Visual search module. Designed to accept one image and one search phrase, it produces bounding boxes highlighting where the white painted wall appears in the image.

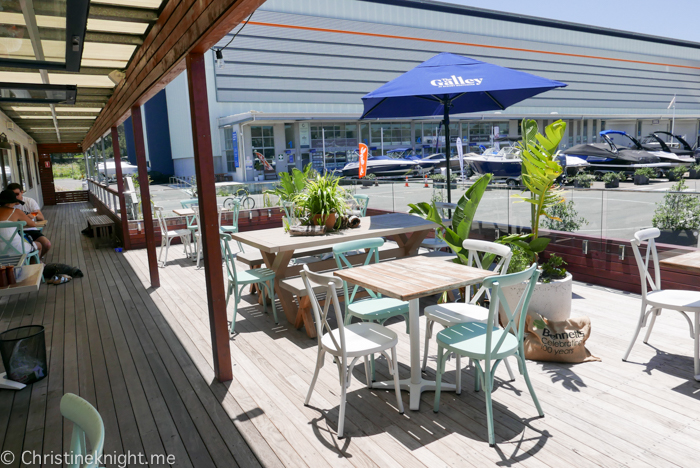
[0,110,41,207]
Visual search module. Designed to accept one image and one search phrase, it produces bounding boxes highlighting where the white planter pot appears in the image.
[500,273,573,327]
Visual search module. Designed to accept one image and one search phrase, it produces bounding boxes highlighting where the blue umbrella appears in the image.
[361,52,567,202]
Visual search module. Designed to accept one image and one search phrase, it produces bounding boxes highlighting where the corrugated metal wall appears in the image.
[212,1,700,118]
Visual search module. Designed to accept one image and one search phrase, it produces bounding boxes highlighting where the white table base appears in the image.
[371,298,458,410]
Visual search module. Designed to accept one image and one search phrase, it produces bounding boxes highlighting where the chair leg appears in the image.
[503,357,517,382]
[370,354,375,382]
[196,237,202,268]
[338,368,348,439]
[484,373,495,447]
[695,312,700,380]
[390,346,404,414]
[433,346,446,413]
[643,308,660,343]
[456,354,461,395]
[267,281,278,324]
[422,320,433,371]
[163,237,171,266]
[519,352,544,417]
[305,349,324,406]
[260,282,268,315]
[403,313,410,334]
[363,356,371,388]
[474,362,482,393]
[623,302,649,361]
[229,289,240,334]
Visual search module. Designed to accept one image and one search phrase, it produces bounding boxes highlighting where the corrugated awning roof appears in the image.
[0,0,162,145]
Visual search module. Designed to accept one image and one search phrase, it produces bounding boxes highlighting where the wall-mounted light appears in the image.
[0,134,11,150]
[215,49,224,69]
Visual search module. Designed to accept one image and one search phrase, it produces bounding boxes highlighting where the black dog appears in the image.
[43,263,84,279]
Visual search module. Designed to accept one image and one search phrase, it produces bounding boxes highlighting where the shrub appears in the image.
[573,173,594,188]
[542,200,588,232]
[540,254,568,283]
[652,179,700,230]
[634,167,656,178]
[505,243,532,274]
[668,165,687,180]
[602,172,620,183]
[618,171,627,181]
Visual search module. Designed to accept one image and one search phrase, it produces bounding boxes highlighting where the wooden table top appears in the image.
[230,213,439,254]
[334,255,496,302]
[659,250,700,273]
[173,208,195,217]
[0,264,43,297]
[35,220,47,228]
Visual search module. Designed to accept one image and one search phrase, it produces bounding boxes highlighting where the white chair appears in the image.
[60,393,105,468]
[422,239,516,390]
[624,227,700,381]
[155,206,192,267]
[301,265,404,439]
[192,205,224,268]
[419,202,457,251]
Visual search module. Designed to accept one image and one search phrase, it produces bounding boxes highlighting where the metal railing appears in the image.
[169,175,196,189]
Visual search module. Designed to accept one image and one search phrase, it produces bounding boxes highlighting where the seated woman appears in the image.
[0,189,42,261]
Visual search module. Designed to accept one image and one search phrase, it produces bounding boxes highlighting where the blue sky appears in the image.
[445,0,700,43]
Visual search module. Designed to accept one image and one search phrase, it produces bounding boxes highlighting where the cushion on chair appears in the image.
[437,322,518,360]
[424,302,489,327]
[322,322,398,357]
[646,289,700,311]
[348,297,408,319]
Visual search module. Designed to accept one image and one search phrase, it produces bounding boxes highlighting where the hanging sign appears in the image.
[232,130,239,168]
[456,137,464,179]
[358,143,368,178]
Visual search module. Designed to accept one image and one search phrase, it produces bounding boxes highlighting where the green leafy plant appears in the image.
[430,173,445,181]
[408,174,492,266]
[691,163,700,172]
[602,172,620,183]
[265,164,314,203]
[618,171,627,181]
[667,165,687,181]
[652,179,700,230]
[634,167,656,178]
[542,200,588,232]
[573,173,594,188]
[540,254,568,283]
[295,172,348,228]
[501,241,532,274]
[365,173,377,180]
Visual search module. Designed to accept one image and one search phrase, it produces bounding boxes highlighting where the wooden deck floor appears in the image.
[2,201,700,467]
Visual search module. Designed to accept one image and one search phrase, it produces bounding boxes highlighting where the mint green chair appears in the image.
[0,221,41,265]
[180,199,198,209]
[180,199,199,248]
[60,393,105,468]
[220,233,277,334]
[220,199,244,253]
[433,263,543,447]
[351,194,369,217]
[333,237,409,380]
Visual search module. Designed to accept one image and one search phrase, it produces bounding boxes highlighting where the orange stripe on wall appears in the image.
[248,21,700,71]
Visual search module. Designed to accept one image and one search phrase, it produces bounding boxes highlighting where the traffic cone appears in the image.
[424,174,429,188]
[405,176,409,187]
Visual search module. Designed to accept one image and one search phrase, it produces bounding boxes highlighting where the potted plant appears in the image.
[573,173,594,188]
[498,119,574,323]
[362,173,377,187]
[689,163,700,179]
[265,164,313,203]
[667,165,687,182]
[634,167,655,185]
[542,200,588,232]
[602,172,620,188]
[294,172,348,230]
[617,171,628,183]
[651,179,700,246]
[431,173,457,189]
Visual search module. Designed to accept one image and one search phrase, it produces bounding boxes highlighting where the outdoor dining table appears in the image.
[230,213,442,338]
[334,254,495,410]
[659,250,700,381]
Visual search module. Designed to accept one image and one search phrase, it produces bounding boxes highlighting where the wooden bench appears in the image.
[236,245,335,268]
[87,215,115,248]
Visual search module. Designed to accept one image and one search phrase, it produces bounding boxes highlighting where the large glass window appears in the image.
[583,120,588,144]
[284,123,295,149]
[592,120,597,142]
[24,148,33,189]
[0,150,11,189]
[14,144,24,189]
[223,127,238,172]
[370,122,411,149]
[250,125,275,170]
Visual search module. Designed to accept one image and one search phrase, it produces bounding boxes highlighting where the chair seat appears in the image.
[647,289,700,311]
[420,237,448,250]
[425,302,489,328]
[437,322,518,360]
[348,297,408,319]
[220,226,239,233]
[237,268,275,285]
[167,229,191,238]
[322,322,398,357]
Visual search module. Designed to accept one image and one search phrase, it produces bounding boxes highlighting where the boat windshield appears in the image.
[654,132,692,150]
[604,133,640,149]
[599,134,619,153]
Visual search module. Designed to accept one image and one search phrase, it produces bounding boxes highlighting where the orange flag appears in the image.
[358,143,368,178]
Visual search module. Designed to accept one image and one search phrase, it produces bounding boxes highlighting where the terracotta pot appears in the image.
[312,212,337,230]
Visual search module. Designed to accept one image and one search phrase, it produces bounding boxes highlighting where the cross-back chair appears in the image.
[0,221,40,265]
[154,206,192,267]
[60,393,105,468]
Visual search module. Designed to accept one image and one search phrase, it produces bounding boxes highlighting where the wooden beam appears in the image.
[130,105,159,288]
[111,126,131,251]
[187,51,232,383]
[82,0,266,148]
[36,143,83,153]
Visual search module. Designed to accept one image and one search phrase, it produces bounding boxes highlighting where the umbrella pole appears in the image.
[443,102,451,204]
